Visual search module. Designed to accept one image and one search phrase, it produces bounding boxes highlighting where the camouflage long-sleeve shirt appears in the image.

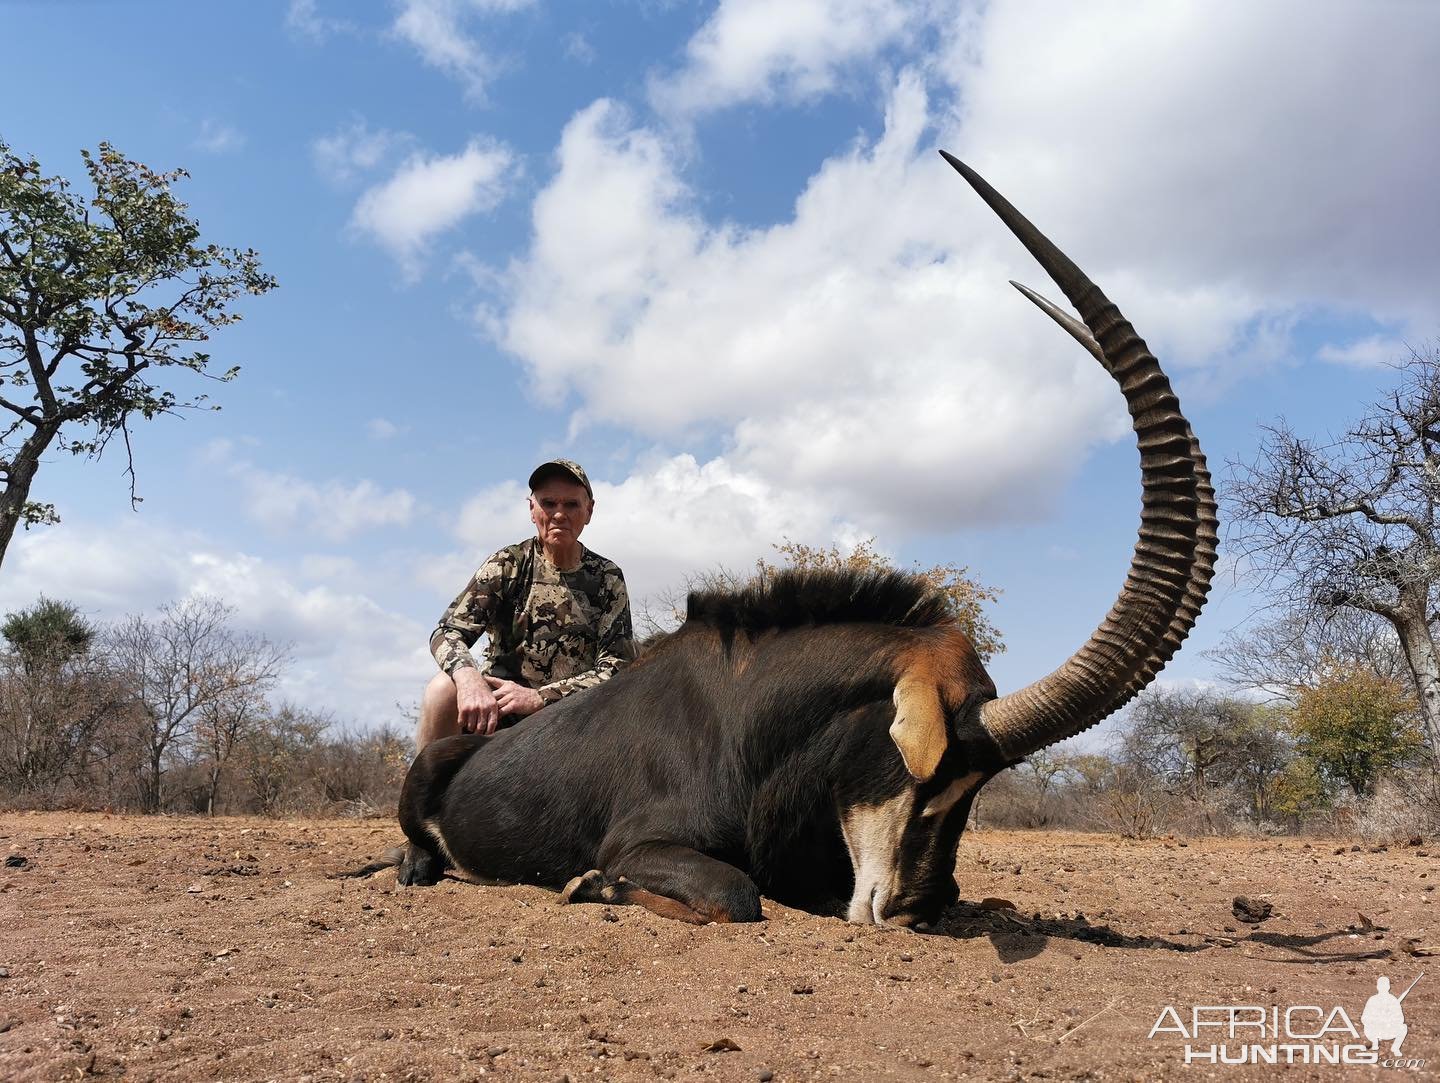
[430,538,636,705]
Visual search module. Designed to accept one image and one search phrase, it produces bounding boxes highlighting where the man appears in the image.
[417,459,635,749]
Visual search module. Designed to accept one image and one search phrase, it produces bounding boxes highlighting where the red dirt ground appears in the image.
[2,812,1436,1081]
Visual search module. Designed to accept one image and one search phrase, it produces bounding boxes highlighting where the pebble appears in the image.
[1232,896,1273,924]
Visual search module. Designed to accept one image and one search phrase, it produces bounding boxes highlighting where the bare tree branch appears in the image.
[1226,340,1440,770]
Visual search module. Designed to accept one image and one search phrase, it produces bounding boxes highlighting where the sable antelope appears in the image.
[372,154,1218,926]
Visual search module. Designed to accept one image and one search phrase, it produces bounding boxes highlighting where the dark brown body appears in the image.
[398,571,1003,925]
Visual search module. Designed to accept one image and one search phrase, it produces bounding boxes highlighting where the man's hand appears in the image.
[453,668,500,735]
[485,675,545,718]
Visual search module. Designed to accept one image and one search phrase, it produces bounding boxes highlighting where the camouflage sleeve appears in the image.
[536,568,637,704]
[430,549,512,675]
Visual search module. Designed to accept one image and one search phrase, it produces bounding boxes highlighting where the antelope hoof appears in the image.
[562,869,606,904]
[396,843,443,887]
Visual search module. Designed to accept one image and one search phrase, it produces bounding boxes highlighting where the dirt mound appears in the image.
[2,813,1434,1080]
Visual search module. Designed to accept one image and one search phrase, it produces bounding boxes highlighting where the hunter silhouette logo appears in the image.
[1148,973,1426,1068]
[1363,974,1420,1056]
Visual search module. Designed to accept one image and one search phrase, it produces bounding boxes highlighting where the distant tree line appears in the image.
[0,596,406,815]
[8,419,1440,840]
[978,656,1432,841]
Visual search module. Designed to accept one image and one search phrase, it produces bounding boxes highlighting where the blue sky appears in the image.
[3,0,1437,741]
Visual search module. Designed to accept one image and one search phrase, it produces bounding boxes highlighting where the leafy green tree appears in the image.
[1269,758,1333,823]
[1284,663,1426,797]
[1061,752,1115,797]
[0,140,275,568]
[239,704,329,815]
[1,596,93,671]
[1223,704,1294,824]
[0,597,116,801]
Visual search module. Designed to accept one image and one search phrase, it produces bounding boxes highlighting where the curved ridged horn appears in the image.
[939,152,1215,761]
[1010,282,1219,719]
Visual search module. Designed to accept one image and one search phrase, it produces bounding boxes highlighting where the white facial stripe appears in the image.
[921,771,984,818]
[422,817,465,875]
[839,789,914,924]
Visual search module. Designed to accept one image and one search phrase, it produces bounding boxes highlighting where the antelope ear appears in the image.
[889,674,947,782]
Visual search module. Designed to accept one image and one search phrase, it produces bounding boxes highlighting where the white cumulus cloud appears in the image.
[194,119,245,154]
[649,0,934,118]
[206,444,418,540]
[312,118,411,184]
[366,417,409,440]
[391,0,537,102]
[943,0,1440,331]
[285,0,355,40]
[352,137,515,277]
[1316,336,1413,369]
[241,474,417,541]
[489,78,1127,532]
[0,521,431,728]
[483,2,1440,535]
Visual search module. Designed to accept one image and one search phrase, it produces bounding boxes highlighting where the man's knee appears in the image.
[423,670,457,710]
[417,671,459,748]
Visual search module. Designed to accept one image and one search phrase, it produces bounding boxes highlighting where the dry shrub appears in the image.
[308,724,409,817]
[1166,793,1241,838]
[1054,761,1184,839]
[1091,782,1178,839]
[1351,770,1440,844]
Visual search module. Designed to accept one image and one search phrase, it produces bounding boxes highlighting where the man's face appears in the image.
[529,477,593,549]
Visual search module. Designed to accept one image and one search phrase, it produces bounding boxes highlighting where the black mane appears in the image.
[685,567,951,635]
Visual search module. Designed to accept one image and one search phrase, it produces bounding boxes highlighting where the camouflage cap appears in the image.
[528,458,593,498]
